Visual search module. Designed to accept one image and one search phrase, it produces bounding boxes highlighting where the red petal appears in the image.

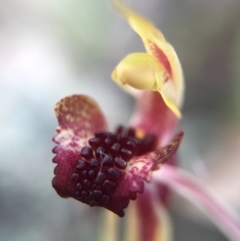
[130,91,179,146]
[52,95,107,198]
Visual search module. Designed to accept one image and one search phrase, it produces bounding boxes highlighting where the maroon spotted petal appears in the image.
[52,95,107,198]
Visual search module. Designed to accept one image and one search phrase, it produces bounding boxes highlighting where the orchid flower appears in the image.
[52,1,240,241]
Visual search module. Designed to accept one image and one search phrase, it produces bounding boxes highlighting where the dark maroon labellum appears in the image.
[56,125,158,217]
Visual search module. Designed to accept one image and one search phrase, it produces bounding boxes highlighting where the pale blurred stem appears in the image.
[123,202,139,241]
[98,210,119,241]
[154,165,240,241]
[151,186,174,241]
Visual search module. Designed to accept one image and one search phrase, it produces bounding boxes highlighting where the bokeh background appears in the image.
[1,0,240,240]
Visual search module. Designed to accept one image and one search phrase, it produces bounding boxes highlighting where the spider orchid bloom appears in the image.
[52,1,240,241]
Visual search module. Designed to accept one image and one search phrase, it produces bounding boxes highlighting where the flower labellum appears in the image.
[52,95,183,217]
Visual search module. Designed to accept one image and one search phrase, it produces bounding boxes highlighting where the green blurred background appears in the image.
[1,0,240,240]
